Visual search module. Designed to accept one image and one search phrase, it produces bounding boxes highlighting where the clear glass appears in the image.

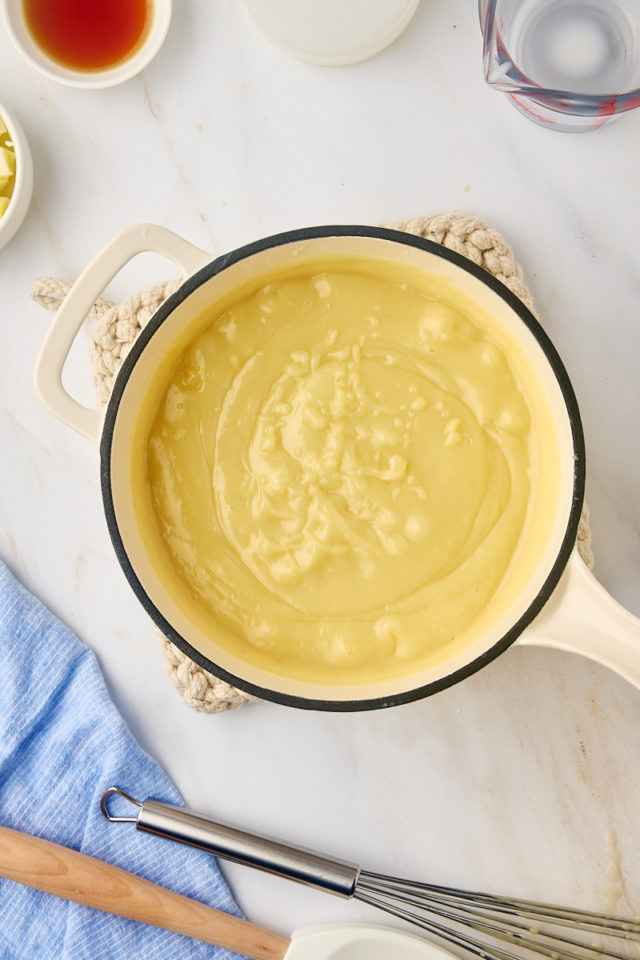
[479,0,640,131]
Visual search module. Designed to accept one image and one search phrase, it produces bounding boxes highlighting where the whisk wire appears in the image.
[355,888,524,960]
[355,871,640,960]
[359,872,640,939]
[356,883,629,960]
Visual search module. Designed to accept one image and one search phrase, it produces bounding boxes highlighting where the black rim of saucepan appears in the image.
[100,225,586,712]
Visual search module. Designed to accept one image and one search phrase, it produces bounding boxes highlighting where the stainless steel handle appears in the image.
[101,788,359,899]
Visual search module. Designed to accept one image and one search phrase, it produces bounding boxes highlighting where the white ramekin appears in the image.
[1,0,172,89]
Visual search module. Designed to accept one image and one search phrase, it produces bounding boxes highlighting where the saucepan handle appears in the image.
[519,548,640,689]
[34,223,211,445]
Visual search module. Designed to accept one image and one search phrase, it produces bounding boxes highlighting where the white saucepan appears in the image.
[34,223,640,709]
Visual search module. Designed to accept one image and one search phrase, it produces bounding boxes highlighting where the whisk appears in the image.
[102,787,640,960]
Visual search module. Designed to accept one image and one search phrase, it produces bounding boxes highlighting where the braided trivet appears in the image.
[31,211,593,713]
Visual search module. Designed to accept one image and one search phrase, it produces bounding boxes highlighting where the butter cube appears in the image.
[0,146,16,178]
[0,195,10,218]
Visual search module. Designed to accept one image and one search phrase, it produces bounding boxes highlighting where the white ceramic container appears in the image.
[34,223,640,709]
[2,0,172,89]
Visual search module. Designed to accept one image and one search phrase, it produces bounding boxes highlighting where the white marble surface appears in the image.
[1,0,640,950]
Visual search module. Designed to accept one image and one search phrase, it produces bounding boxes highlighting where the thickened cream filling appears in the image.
[141,263,537,684]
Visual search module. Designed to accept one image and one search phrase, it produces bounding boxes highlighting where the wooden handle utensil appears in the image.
[0,824,290,960]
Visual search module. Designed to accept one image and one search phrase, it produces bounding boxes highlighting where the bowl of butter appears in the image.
[37,223,619,710]
[0,101,33,251]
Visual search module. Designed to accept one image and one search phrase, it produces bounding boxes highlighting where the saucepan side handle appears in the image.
[34,223,211,445]
[519,547,640,690]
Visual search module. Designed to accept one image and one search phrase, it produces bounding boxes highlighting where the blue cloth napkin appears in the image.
[0,561,246,960]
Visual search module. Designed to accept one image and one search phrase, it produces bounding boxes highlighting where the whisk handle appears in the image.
[103,790,359,899]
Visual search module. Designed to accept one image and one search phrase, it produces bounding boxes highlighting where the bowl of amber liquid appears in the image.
[2,0,172,88]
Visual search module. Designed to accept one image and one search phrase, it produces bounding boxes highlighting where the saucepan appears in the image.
[34,223,640,710]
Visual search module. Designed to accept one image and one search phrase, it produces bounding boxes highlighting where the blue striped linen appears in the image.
[0,561,247,960]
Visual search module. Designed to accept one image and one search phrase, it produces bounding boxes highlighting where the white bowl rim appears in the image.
[0,99,33,250]
[1,0,172,89]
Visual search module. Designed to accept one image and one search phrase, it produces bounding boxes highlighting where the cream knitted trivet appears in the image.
[31,211,593,712]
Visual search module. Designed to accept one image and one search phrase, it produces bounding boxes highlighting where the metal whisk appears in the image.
[102,787,640,960]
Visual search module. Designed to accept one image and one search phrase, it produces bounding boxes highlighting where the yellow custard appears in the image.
[0,113,16,219]
[134,257,556,685]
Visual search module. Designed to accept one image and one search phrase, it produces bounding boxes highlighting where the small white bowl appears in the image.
[243,0,420,66]
[0,100,33,251]
[1,0,172,89]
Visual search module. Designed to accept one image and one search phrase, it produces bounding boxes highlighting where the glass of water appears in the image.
[479,0,640,131]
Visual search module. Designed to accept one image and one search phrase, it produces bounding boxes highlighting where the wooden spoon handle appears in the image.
[0,824,290,960]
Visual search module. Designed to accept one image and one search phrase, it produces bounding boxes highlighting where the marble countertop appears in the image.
[1,0,639,948]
